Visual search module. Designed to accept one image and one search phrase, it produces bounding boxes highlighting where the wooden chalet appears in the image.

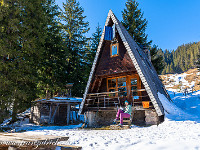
[79,10,170,127]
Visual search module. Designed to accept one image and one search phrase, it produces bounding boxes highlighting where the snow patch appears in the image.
[157,92,195,121]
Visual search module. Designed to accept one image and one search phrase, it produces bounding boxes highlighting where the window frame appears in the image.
[107,76,127,98]
[110,43,119,57]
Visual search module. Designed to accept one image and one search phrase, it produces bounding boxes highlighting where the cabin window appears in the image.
[107,75,141,100]
[107,77,127,97]
[108,79,116,88]
[118,77,127,97]
[110,43,119,57]
[131,78,138,98]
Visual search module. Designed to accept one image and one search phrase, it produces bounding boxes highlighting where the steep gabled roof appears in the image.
[79,10,170,116]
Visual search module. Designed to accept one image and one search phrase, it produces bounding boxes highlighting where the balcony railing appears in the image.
[84,89,152,110]
[85,91,120,109]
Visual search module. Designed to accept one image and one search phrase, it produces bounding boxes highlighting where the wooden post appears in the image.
[98,95,99,109]
[75,107,78,121]
[39,104,41,124]
[104,96,105,108]
[67,103,71,125]
[71,107,74,124]
[78,104,80,120]
[48,104,52,124]
[138,75,142,101]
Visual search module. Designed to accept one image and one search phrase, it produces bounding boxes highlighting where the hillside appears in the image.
[160,68,200,92]
[159,42,200,74]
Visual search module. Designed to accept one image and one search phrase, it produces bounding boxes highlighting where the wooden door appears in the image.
[127,74,142,104]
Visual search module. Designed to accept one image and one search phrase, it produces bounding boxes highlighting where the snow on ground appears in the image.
[23,120,200,150]
[168,90,200,116]
[158,92,191,120]
[24,119,200,150]
[12,90,199,150]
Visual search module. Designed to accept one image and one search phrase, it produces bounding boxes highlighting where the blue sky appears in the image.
[56,0,200,51]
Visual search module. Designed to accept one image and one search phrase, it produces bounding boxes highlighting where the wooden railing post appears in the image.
[104,96,105,108]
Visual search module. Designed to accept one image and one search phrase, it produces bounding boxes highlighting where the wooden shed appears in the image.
[78,10,170,127]
[30,97,82,125]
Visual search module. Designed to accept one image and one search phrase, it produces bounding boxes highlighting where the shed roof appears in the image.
[79,10,170,116]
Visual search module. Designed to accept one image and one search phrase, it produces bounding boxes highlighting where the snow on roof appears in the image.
[35,97,82,103]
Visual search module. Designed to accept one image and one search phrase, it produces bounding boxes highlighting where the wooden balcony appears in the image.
[85,91,119,111]
[84,89,154,111]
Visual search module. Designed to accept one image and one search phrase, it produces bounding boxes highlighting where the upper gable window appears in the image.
[110,43,119,57]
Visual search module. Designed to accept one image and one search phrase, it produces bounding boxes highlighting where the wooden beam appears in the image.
[67,104,71,125]
[91,77,98,92]
[97,77,103,92]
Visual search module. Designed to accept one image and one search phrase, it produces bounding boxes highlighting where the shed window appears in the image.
[110,43,119,57]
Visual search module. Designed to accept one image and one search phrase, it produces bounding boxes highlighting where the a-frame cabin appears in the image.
[79,10,170,127]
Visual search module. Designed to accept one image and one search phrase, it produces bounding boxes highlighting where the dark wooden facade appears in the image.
[95,32,136,76]
[87,30,152,109]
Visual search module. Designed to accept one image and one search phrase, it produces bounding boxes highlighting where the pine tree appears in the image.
[0,0,46,122]
[150,45,165,74]
[122,0,151,48]
[166,64,170,74]
[60,0,90,97]
[197,54,200,71]
[122,0,165,74]
[0,0,67,122]
[37,0,68,99]
[161,42,200,74]
[88,23,102,67]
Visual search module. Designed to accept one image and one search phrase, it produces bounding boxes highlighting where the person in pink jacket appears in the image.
[114,100,132,126]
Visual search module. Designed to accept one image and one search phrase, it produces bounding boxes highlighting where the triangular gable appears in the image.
[79,10,170,116]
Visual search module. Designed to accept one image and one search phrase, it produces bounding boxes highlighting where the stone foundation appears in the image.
[145,109,159,125]
[132,109,164,125]
[132,110,145,125]
[85,109,164,127]
[85,111,116,127]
